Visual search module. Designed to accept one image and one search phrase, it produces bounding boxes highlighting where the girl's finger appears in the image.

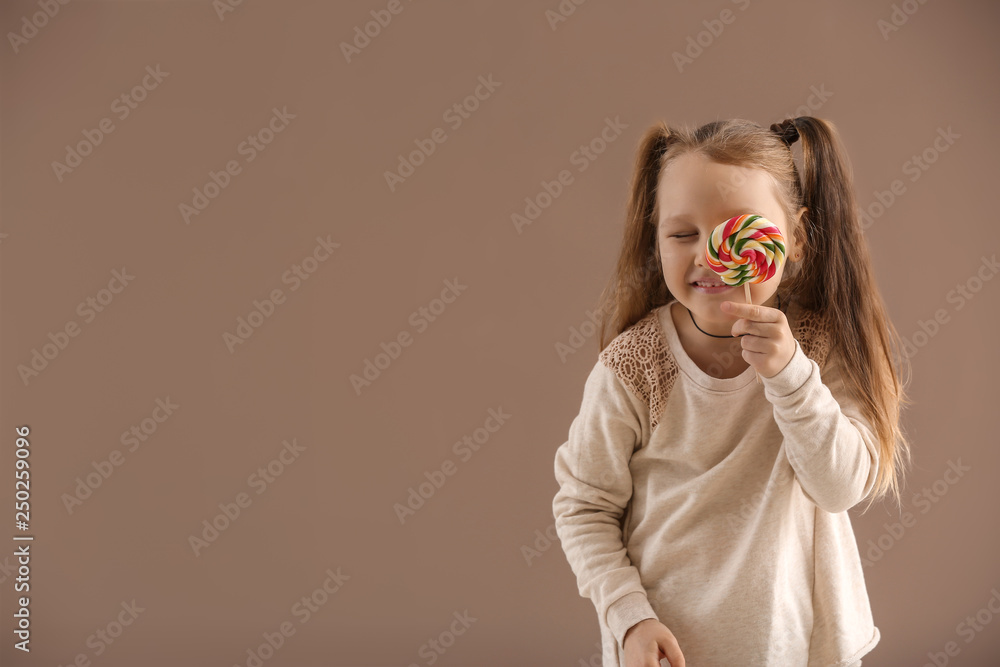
[732,318,759,338]
[721,300,781,323]
[740,334,766,353]
[733,319,776,339]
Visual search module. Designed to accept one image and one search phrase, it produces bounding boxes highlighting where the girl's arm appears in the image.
[762,339,880,513]
[553,359,658,650]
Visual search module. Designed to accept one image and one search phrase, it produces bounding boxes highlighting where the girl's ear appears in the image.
[790,206,808,261]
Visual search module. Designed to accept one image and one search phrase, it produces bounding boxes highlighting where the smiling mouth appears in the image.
[691,281,730,288]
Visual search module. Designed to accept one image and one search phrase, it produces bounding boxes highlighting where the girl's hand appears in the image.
[720,301,796,379]
[623,618,685,667]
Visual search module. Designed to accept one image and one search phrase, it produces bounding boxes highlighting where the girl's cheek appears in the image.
[660,249,691,266]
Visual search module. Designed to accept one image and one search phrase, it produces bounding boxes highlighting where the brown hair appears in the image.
[594,117,911,512]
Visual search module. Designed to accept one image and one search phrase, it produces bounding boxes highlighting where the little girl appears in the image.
[552,117,912,667]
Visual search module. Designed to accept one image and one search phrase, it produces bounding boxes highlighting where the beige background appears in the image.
[2,1,998,665]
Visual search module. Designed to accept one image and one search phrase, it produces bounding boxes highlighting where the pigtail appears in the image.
[596,122,676,351]
[789,117,913,512]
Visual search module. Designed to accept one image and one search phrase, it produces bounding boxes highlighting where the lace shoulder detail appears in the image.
[790,305,833,369]
[598,308,677,432]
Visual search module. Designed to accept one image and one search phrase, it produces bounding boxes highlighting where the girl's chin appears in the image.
[676,301,735,330]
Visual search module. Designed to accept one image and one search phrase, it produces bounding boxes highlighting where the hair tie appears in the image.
[770,119,799,147]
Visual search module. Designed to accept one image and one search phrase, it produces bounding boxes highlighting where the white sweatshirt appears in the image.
[553,299,880,666]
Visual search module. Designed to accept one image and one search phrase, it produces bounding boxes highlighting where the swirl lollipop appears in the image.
[706,213,786,290]
[706,213,786,383]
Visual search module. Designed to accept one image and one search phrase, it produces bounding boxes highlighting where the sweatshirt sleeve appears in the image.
[760,339,880,513]
[552,359,659,650]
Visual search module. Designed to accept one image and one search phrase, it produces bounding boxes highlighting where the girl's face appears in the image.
[656,152,804,331]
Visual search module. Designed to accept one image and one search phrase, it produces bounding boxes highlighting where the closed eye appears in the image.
[671,233,696,239]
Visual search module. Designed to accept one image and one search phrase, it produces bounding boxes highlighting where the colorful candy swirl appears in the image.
[706,214,786,285]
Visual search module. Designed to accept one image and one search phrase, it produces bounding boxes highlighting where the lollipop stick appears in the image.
[744,283,762,385]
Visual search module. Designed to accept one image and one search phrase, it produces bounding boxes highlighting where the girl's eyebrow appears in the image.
[662,209,757,224]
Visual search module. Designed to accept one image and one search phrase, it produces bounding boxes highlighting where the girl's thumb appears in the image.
[658,640,685,667]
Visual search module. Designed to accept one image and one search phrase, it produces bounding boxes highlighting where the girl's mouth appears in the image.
[691,281,733,294]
